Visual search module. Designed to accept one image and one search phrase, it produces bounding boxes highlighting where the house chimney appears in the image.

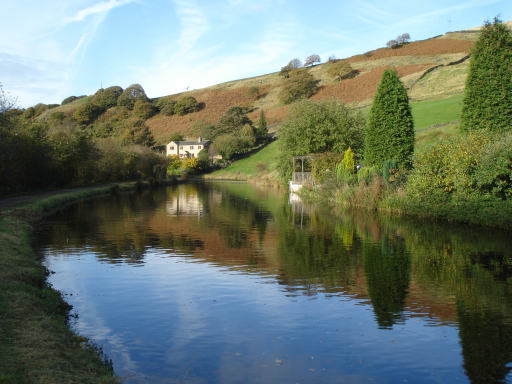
[198,137,202,142]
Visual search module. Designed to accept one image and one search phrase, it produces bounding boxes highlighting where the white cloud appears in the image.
[64,0,137,24]
[174,0,210,51]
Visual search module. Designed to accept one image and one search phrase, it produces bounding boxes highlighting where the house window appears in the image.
[180,146,183,150]
[170,146,174,150]
[190,146,194,149]
[198,145,202,149]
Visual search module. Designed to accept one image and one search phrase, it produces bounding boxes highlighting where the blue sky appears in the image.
[1,0,510,107]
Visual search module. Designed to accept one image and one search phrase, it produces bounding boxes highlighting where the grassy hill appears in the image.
[35,21,511,150]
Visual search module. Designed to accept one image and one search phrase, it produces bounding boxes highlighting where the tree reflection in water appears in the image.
[39,182,512,383]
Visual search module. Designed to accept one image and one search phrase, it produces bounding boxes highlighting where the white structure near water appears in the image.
[166,137,210,158]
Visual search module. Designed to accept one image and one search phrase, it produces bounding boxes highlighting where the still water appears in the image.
[38,182,512,383]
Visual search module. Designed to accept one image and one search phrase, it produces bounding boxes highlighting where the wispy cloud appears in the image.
[174,0,210,51]
[64,0,137,24]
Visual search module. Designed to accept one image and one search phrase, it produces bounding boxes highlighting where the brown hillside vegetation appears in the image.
[146,37,474,141]
[313,64,433,103]
[348,38,473,62]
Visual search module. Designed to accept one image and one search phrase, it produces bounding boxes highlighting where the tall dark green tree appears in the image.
[460,18,512,132]
[364,69,414,169]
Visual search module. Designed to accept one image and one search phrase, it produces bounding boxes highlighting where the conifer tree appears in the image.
[256,109,268,138]
[460,18,512,132]
[364,69,414,169]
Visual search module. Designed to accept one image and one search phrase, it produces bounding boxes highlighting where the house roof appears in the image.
[168,140,210,146]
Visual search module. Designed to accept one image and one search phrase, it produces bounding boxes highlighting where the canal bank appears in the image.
[0,182,162,383]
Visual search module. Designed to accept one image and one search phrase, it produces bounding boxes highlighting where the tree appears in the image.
[117,84,148,110]
[168,133,184,142]
[92,86,123,109]
[304,54,321,67]
[460,18,512,132]
[174,96,200,115]
[280,58,303,78]
[212,134,246,160]
[364,69,414,169]
[120,118,155,147]
[132,99,156,119]
[255,109,268,139]
[154,97,177,116]
[72,102,105,125]
[386,33,411,48]
[218,106,252,135]
[327,60,357,81]
[279,68,318,104]
[279,99,365,179]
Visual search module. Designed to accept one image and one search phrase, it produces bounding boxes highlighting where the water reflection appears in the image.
[39,182,512,383]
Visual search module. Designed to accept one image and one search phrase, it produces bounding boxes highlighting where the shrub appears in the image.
[154,97,177,116]
[132,99,156,119]
[406,131,491,202]
[312,152,343,183]
[460,18,512,132]
[174,96,200,115]
[364,69,414,169]
[279,68,318,104]
[73,102,104,125]
[61,96,78,105]
[327,60,358,81]
[382,159,398,184]
[248,86,259,98]
[357,166,379,185]
[473,134,512,199]
[119,118,155,147]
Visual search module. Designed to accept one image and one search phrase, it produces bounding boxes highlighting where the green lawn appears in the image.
[206,140,280,180]
[411,94,463,130]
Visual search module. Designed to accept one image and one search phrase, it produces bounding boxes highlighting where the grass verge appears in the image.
[0,182,154,384]
[205,140,281,184]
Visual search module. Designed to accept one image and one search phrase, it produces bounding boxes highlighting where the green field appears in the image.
[411,94,463,130]
[206,140,280,181]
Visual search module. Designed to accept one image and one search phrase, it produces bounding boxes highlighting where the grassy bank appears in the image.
[0,182,155,383]
[205,140,281,184]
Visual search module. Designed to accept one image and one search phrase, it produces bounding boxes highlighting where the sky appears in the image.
[1,0,511,107]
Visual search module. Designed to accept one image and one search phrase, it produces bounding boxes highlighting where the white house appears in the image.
[166,137,210,159]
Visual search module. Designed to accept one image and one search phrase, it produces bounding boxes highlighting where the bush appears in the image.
[119,118,155,147]
[132,99,156,119]
[357,166,380,185]
[248,86,259,98]
[406,131,491,202]
[312,152,343,183]
[304,55,321,67]
[382,159,398,184]
[279,69,318,104]
[327,60,358,81]
[174,96,200,115]
[473,134,512,199]
[460,18,512,132]
[61,96,78,105]
[154,97,177,116]
[73,102,105,125]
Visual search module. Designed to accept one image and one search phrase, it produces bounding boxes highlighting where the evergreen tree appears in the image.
[256,109,268,138]
[364,69,414,169]
[460,18,512,132]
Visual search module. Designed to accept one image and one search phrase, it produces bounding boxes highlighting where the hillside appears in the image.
[36,22,511,145]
